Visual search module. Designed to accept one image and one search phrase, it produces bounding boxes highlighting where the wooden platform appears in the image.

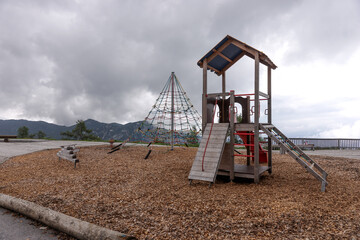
[218,164,270,179]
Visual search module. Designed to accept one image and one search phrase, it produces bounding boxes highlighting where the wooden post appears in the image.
[202,59,208,132]
[222,72,226,123]
[230,90,235,181]
[246,96,251,165]
[171,72,175,150]
[254,52,260,183]
[267,66,272,173]
[0,194,134,240]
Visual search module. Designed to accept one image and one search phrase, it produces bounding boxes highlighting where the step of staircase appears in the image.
[260,123,328,192]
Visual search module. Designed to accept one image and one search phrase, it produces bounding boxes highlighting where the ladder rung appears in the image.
[234,143,255,146]
[235,132,254,136]
[234,154,254,158]
[260,123,328,191]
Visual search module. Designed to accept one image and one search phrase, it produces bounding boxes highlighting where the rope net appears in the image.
[136,72,202,146]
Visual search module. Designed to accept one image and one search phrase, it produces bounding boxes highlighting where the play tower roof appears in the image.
[197,35,277,75]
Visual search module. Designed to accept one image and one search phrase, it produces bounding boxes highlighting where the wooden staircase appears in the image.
[188,123,229,183]
[260,124,328,192]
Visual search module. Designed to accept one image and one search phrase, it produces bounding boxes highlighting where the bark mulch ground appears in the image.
[1,145,360,239]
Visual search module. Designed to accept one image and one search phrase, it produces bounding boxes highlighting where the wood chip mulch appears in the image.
[1,145,360,239]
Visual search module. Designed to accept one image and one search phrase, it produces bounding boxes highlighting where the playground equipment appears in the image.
[57,145,79,168]
[188,35,328,191]
[136,72,202,150]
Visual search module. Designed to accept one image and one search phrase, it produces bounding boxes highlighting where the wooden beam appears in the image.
[259,91,269,99]
[206,64,221,75]
[260,54,277,69]
[222,72,226,94]
[202,59,208,131]
[246,96,251,165]
[243,51,277,69]
[206,92,229,98]
[267,66,272,172]
[213,49,233,63]
[222,72,226,123]
[230,40,257,58]
[0,194,135,240]
[235,123,254,131]
[267,67,272,124]
[220,51,246,74]
[229,90,235,181]
[254,51,260,184]
[206,39,233,64]
[198,60,222,75]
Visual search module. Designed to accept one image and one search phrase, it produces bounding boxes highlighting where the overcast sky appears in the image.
[1,0,360,138]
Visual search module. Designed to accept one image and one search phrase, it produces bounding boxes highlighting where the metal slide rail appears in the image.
[260,124,328,192]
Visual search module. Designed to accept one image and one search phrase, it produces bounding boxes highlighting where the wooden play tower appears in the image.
[188,35,328,191]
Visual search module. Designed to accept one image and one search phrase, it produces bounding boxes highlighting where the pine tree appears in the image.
[61,120,100,141]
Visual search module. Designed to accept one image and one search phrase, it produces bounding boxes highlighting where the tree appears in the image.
[186,125,199,146]
[17,126,29,138]
[61,120,100,141]
[236,113,242,123]
[37,131,46,139]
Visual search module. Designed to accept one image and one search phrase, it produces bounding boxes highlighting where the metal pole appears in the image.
[171,72,175,150]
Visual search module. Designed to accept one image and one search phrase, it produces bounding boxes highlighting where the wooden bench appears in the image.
[0,135,17,142]
[57,145,80,168]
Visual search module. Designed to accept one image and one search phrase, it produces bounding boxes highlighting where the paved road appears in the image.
[0,140,106,240]
[0,139,106,164]
[0,207,60,240]
[303,149,360,160]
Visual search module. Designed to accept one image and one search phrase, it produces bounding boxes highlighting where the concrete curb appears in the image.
[0,194,136,240]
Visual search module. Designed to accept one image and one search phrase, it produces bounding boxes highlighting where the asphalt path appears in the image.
[0,139,106,240]
[0,207,60,240]
[302,149,360,160]
[0,139,106,164]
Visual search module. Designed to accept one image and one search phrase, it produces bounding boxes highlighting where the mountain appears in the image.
[0,119,69,139]
[82,119,142,141]
[0,119,142,141]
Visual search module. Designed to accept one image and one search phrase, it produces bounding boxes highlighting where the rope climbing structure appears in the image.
[137,72,202,149]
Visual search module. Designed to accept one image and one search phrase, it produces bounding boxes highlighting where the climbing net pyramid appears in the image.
[137,72,202,147]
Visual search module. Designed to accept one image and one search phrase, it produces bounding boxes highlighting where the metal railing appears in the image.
[271,138,360,149]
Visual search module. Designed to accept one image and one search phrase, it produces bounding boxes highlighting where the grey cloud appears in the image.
[0,0,359,138]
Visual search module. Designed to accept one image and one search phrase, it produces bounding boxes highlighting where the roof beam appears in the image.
[212,49,233,63]
[220,51,246,74]
[204,39,232,66]
[206,64,221,75]
[260,55,277,69]
[230,40,257,58]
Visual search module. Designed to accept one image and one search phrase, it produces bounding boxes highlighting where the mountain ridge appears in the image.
[0,119,142,141]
